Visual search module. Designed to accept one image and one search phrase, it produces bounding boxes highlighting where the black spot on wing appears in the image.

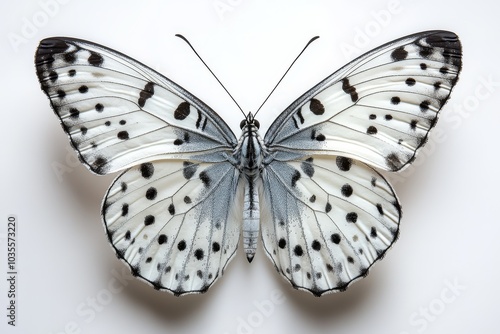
[420,100,430,112]
[158,234,167,244]
[64,52,76,63]
[138,82,154,108]
[183,161,198,179]
[391,47,408,61]
[140,163,154,179]
[145,187,157,200]
[88,51,104,66]
[309,99,325,115]
[291,170,301,187]
[174,102,191,120]
[367,126,377,135]
[69,108,79,119]
[346,212,358,223]
[121,203,129,216]
[144,215,155,226]
[168,204,175,215]
[117,131,129,140]
[325,202,332,213]
[342,78,358,102]
[199,171,210,187]
[300,157,314,177]
[341,184,353,197]
[386,153,402,171]
[92,156,108,174]
[390,96,400,105]
[48,70,58,82]
[336,156,352,171]
[297,108,305,124]
[405,78,416,86]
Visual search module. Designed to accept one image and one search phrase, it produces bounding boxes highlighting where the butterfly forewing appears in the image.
[35,37,237,175]
[265,31,462,172]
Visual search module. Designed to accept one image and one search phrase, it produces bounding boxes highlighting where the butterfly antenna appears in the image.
[175,34,246,117]
[254,36,320,117]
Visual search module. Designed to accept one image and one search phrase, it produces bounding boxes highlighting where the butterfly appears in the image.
[35,30,462,297]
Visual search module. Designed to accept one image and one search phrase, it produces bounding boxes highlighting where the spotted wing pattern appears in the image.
[104,159,242,295]
[261,31,461,295]
[35,37,242,295]
[35,37,237,175]
[261,155,400,296]
[265,31,462,172]
[36,31,462,297]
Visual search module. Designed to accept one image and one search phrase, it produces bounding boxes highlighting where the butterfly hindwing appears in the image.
[265,30,462,172]
[261,155,400,296]
[35,37,237,175]
[104,159,242,295]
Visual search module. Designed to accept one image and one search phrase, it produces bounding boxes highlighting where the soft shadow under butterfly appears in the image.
[35,31,462,296]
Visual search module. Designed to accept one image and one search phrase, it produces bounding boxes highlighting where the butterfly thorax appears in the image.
[237,113,264,177]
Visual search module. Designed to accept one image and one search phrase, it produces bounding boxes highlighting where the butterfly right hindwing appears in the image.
[261,155,400,295]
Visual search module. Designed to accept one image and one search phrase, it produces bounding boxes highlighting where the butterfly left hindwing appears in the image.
[104,159,241,295]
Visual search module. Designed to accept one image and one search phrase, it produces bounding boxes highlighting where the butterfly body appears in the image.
[236,113,265,262]
[36,31,462,296]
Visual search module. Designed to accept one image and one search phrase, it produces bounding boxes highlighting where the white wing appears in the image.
[35,37,242,295]
[104,159,242,295]
[261,31,462,295]
[265,31,462,171]
[261,155,400,296]
[35,37,237,175]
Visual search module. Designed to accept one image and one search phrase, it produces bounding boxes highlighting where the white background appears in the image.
[1,0,498,333]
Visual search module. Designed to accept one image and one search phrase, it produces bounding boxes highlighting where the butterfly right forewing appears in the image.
[265,31,462,172]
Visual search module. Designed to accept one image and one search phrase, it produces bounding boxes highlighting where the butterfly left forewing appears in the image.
[35,37,237,175]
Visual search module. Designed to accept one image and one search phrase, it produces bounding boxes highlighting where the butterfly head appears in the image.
[240,112,260,130]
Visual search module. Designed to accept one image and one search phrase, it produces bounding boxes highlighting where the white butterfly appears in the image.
[35,31,461,296]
